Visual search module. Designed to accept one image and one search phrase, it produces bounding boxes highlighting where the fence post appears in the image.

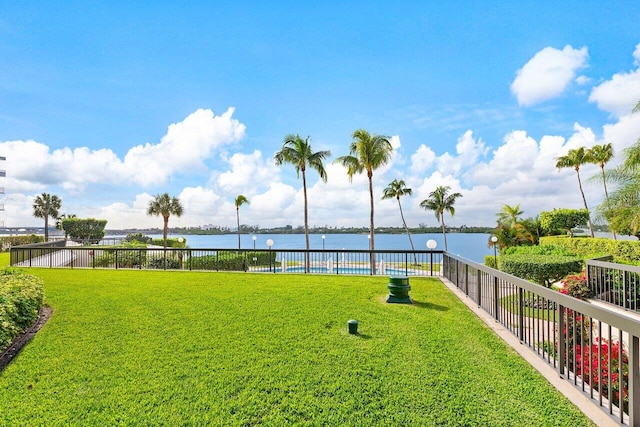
[476,269,481,307]
[629,335,640,426]
[518,287,524,342]
[493,276,499,321]
[558,304,565,376]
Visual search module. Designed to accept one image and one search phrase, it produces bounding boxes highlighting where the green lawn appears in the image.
[0,268,593,426]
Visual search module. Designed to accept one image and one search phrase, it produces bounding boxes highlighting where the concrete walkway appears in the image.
[439,276,620,427]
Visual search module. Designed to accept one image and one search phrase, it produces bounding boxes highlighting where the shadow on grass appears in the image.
[409,299,449,311]
[351,333,372,339]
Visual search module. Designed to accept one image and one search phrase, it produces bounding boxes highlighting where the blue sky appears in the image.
[1,1,640,230]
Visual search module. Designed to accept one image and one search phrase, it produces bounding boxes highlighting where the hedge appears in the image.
[540,236,640,264]
[499,254,583,287]
[0,235,44,252]
[0,269,44,351]
[190,251,276,271]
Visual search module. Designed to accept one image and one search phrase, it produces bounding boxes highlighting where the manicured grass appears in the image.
[0,269,593,426]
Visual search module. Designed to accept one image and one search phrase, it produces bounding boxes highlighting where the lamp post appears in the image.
[252,235,257,250]
[490,235,498,268]
[266,239,274,272]
[322,234,326,262]
[426,240,437,276]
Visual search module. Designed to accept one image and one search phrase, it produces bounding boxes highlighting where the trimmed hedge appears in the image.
[500,254,583,287]
[190,251,276,271]
[0,269,44,351]
[540,236,639,263]
[0,235,44,252]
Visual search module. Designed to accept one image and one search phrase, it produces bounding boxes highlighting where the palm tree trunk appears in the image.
[397,198,417,264]
[576,170,595,237]
[236,208,241,250]
[601,167,617,240]
[302,170,310,273]
[368,173,376,275]
[163,216,169,248]
[44,215,49,242]
[440,213,448,252]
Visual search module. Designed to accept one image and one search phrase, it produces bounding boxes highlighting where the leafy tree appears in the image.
[147,193,184,248]
[61,218,107,242]
[382,179,417,263]
[491,222,534,251]
[234,194,250,250]
[539,208,589,237]
[275,134,330,272]
[56,213,77,238]
[587,143,615,239]
[555,147,594,237]
[336,129,392,273]
[420,185,462,251]
[32,193,62,241]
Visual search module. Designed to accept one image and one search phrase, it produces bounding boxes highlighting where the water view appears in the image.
[153,233,493,263]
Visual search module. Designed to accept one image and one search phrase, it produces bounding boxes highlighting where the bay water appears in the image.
[152,233,493,263]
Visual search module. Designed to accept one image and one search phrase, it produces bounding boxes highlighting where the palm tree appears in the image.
[33,193,62,242]
[634,100,640,114]
[420,186,462,251]
[587,143,616,239]
[336,129,393,274]
[275,134,331,272]
[235,194,250,250]
[555,147,595,237]
[496,204,523,227]
[147,193,184,248]
[382,179,417,263]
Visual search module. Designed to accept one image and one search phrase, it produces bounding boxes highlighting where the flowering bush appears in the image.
[558,272,593,299]
[575,337,629,413]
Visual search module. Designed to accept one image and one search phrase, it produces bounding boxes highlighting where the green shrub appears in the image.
[147,256,181,270]
[500,254,583,287]
[503,244,575,256]
[190,251,275,271]
[540,236,638,263]
[484,255,497,269]
[0,269,44,350]
[93,248,146,268]
[0,235,44,252]
[151,238,186,248]
[123,233,152,244]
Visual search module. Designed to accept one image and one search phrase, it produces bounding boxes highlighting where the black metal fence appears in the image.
[10,245,444,276]
[444,253,640,425]
[587,257,640,313]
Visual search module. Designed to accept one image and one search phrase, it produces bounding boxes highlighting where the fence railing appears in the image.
[587,257,640,313]
[10,245,444,276]
[443,253,640,425]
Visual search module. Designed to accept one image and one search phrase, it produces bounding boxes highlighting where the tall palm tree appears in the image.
[382,179,417,263]
[235,194,250,250]
[275,134,331,272]
[420,186,463,251]
[587,143,616,239]
[496,204,523,227]
[33,193,62,242]
[147,193,184,248]
[336,129,393,274]
[555,147,595,237]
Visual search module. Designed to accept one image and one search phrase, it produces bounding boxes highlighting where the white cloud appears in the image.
[0,108,246,193]
[436,130,487,177]
[123,108,246,186]
[216,150,278,194]
[410,144,436,175]
[511,45,588,106]
[589,44,640,117]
